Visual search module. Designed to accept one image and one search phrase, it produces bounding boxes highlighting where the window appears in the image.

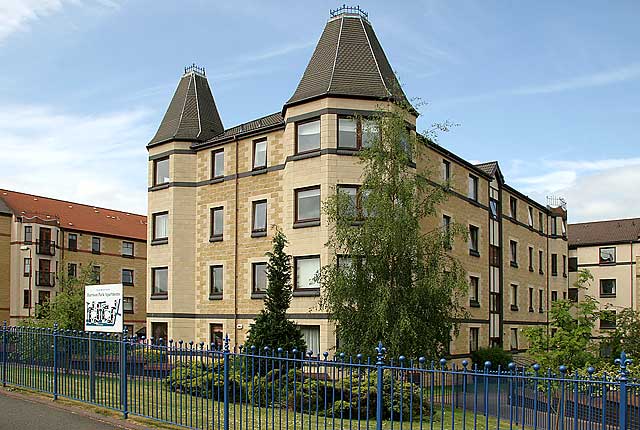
[562,255,567,276]
[38,290,50,305]
[124,324,134,334]
[154,157,170,185]
[600,310,616,330]
[91,237,101,254]
[212,149,224,178]
[539,289,544,312]
[252,200,267,236]
[510,328,518,351]
[296,119,321,153]
[122,241,134,258]
[538,212,544,232]
[468,225,479,256]
[68,263,77,278]
[23,258,31,277]
[489,199,498,219]
[599,247,616,265]
[210,324,223,349]
[152,267,168,298]
[152,212,168,241]
[122,269,134,286]
[528,247,534,271]
[469,328,479,353]
[551,217,558,236]
[295,186,321,224]
[92,265,101,284]
[528,287,534,312]
[600,279,616,297]
[361,119,379,148]
[510,284,518,310]
[123,297,134,314]
[509,241,518,267]
[338,117,357,149]
[68,233,78,251]
[252,262,268,296]
[443,215,452,248]
[209,265,223,298]
[539,250,544,274]
[561,219,567,236]
[468,175,478,201]
[551,291,558,302]
[151,322,168,343]
[568,257,578,272]
[469,276,479,306]
[489,245,500,266]
[23,290,30,309]
[442,160,451,182]
[210,207,224,240]
[299,325,320,355]
[253,139,267,170]
[509,197,517,219]
[551,254,558,276]
[527,207,533,227]
[24,226,32,244]
[568,288,579,302]
[338,185,359,218]
[295,256,320,291]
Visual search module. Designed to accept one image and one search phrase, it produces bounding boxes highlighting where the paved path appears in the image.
[0,390,137,430]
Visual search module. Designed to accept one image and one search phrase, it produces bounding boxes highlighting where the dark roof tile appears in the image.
[195,112,284,147]
[568,218,640,247]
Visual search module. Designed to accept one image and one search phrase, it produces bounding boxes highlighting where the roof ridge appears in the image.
[327,15,344,93]
[360,16,389,97]
[569,217,640,226]
[0,189,146,218]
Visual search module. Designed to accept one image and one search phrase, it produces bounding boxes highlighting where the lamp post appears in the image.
[20,245,32,317]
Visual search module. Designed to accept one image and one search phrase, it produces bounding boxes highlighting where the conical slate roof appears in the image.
[285,11,410,110]
[149,67,224,146]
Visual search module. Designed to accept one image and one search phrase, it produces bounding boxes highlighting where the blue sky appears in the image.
[1,1,638,222]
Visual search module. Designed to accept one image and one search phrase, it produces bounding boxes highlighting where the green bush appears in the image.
[470,347,512,371]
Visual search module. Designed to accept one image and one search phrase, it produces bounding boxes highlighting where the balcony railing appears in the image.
[35,271,55,287]
[36,240,56,256]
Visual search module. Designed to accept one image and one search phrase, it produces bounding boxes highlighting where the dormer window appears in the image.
[296,119,321,154]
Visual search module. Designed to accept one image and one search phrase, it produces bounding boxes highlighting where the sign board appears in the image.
[84,284,123,333]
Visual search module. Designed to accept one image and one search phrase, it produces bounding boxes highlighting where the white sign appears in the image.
[84,284,123,333]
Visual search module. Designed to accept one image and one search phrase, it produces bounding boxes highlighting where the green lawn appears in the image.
[3,363,527,430]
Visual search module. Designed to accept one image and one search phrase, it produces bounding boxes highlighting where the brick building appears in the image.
[0,189,147,335]
[146,7,568,356]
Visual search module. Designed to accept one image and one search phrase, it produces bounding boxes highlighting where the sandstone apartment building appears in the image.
[568,218,640,335]
[0,190,147,335]
[145,6,568,356]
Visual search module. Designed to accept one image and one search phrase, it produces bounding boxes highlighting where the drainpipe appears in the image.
[545,214,550,351]
[233,136,239,345]
[631,241,634,311]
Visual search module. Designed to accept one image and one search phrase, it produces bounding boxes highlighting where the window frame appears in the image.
[210,207,224,241]
[212,149,224,179]
[153,157,170,186]
[252,138,267,170]
[152,211,169,242]
[24,225,33,244]
[509,197,517,219]
[468,225,479,256]
[68,263,77,279]
[252,262,268,297]
[551,253,558,276]
[527,207,534,227]
[294,255,321,294]
[599,279,617,298]
[209,265,223,299]
[468,175,478,201]
[469,276,480,307]
[528,287,534,312]
[151,267,168,299]
[122,241,134,258]
[510,328,519,351]
[122,268,134,286]
[23,290,30,309]
[68,233,78,251]
[599,247,616,265]
[538,289,544,313]
[442,159,451,182]
[123,297,134,314]
[252,200,268,237]
[469,327,479,353]
[295,117,321,155]
[92,265,101,284]
[91,236,101,254]
[600,310,616,330]
[510,284,519,311]
[294,186,321,225]
[509,240,518,267]
[568,256,578,272]
[538,250,544,275]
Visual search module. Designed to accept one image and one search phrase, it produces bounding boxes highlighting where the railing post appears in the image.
[2,321,7,387]
[375,341,386,430]
[616,351,632,430]
[52,323,58,400]
[120,327,128,419]
[223,334,231,430]
[89,332,95,402]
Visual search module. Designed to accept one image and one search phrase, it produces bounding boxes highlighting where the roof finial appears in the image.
[329,4,368,21]
[184,63,206,77]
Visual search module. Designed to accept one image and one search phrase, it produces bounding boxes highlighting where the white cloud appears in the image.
[0,0,68,44]
[0,104,152,214]
[510,157,640,223]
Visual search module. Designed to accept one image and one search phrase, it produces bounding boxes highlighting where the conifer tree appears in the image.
[246,228,307,352]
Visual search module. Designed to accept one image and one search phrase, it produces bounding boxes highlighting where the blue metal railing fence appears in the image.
[1,322,638,430]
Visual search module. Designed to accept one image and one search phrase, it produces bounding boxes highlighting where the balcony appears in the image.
[36,271,55,287]
[36,240,56,256]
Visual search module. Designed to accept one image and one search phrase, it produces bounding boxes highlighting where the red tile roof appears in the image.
[0,189,147,241]
[568,218,640,247]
